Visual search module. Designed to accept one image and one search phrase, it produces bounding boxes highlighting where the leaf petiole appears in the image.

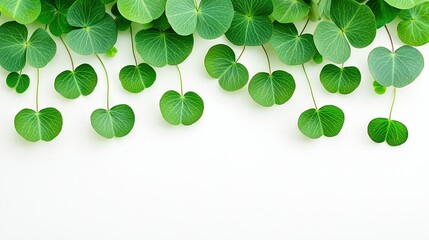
[130,25,138,66]
[60,36,75,71]
[176,65,184,96]
[36,68,40,112]
[389,87,397,120]
[302,64,318,110]
[385,25,395,52]
[95,54,110,109]
[261,45,272,74]
[299,17,310,36]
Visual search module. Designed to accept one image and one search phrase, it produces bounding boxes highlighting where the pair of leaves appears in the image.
[37,0,75,36]
[0,22,56,72]
[398,2,429,46]
[55,64,98,99]
[298,105,345,139]
[320,64,361,94]
[91,104,135,139]
[7,72,30,94]
[15,108,63,142]
[0,0,41,24]
[119,63,156,93]
[368,118,408,146]
[160,91,204,126]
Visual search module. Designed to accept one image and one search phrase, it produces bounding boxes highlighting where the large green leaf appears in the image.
[160,91,204,126]
[135,28,194,67]
[366,0,399,28]
[6,72,30,94]
[55,64,98,99]
[384,0,429,9]
[398,2,429,46]
[117,0,166,24]
[91,104,135,138]
[225,0,273,46]
[313,21,350,64]
[320,64,361,94]
[0,0,41,24]
[166,0,234,39]
[204,44,249,91]
[27,28,57,68]
[368,118,408,146]
[119,63,156,93]
[248,70,296,107]
[272,0,310,23]
[298,105,345,139]
[38,0,75,36]
[368,45,424,88]
[270,22,317,65]
[14,108,63,142]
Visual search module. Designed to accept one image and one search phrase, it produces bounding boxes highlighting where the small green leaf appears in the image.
[6,72,30,94]
[91,104,135,139]
[398,2,429,46]
[117,0,166,24]
[314,21,350,64]
[366,0,399,28]
[298,105,345,139]
[313,51,323,64]
[271,22,317,65]
[320,64,361,94]
[272,0,310,23]
[368,118,408,146]
[0,0,41,24]
[119,63,157,93]
[55,64,98,99]
[14,108,63,142]
[368,45,424,88]
[248,70,296,107]
[373,81,386,95]
[160,91,204,126]
[384,0,429,9]
[151,13,171,31]
[204,44,249,91]
[135,28,194,67]
[105,47,118,57]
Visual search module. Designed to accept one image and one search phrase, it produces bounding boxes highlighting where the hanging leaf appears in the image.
[117,0,166,24]
[298,105,345,139]
[160,91,204,126]
[272,0,310,23]
[368,118,408,146]
[91,104,135,138]
[55,64,98,99]
[0,0,41,24]
[368,45,424,88]
[248,70,296,107]
[398,2,429,46]
[6,72,30,94]
[119,63,157,93]
[204,44,249,91]
[14,108,63,142]
[319,64,361,94]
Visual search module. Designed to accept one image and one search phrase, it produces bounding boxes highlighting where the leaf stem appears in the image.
[384,25,395,52]
[302,64,318,110]
[36,68,40,112]
[261,45,272,75]
[389,88,397,120]
[60,36,75,71]
[95,54,110,110]
[194,0,199,9]
[176,65,184,96]
[299,17,310,36]
[130,25,138,66]
[236,46,246,62]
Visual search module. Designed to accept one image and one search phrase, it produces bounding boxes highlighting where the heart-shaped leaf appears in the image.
[135,28,194,67]
[91,104,135,139]
[298,105,345,139]
[38,0,75,36]
[373,81,386,95]
[398,2,429,46]
[320,64,361,94]
[384,0,429,9]
[0,0,41,24]
[271,22,317,65]
[368,45,424,88]
[225,0,273,46]
[6,72,30,94]
[366,0,399,28]
[117,0,166,24]
[204,44,249,91]
[368,118,408,146]
[66,0,118,55]
[272,0,310,23]
[160,91,204,126]
[313,21,350,64]
[119,63,156,93]
[248,70,296,107]
[55,64,98,99]
[166,0,234,39]
[14,108,63,142]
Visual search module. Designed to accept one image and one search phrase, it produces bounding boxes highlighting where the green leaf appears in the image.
[55,64,98,99]
[26,28,57,68]
[368,45,424,88]
[314,21,350,64]
[313,51,323,64]
[204,44,249,91]
[271,22,317,65]
[6,72,30,94]
[384,0,429,9]
[105,47,118,57]
[14,108,63,142]
[373,81,386,95]
[320,64,361,94]
[160,91,204,126]
[248,70,296,107]
[151,13,171,31]
[0,0,41,24]
[166,0,234,39]
[272,0,310,23]
[398,2,429,46]
[38,0,75,36]
[117,0,166,24]
[91,104,135,139]
[135,28,194,67]
[225,0,273,46]
[366,0,399,28]
[111,3,131,31]
[298,105,345,139]
[119,63,157,93]
[368,118,408,146]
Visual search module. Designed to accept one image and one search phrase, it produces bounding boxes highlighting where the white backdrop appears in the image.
[1,17,429,240]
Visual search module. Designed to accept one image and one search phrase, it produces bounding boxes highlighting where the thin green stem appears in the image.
[36,68,40,112]
[261,45,272,74]
[385,25,395,52]
[302,64,318,110]
[130,25,138,66]
[194,0,199,9]
[60,36,75,70]
[299,17,310,36]
[176,65,184,96]
[389,88,397,120]
[95,54,110,110]
[236,46,246,62]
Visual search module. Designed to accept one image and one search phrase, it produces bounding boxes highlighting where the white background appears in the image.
[1,16,429,240]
